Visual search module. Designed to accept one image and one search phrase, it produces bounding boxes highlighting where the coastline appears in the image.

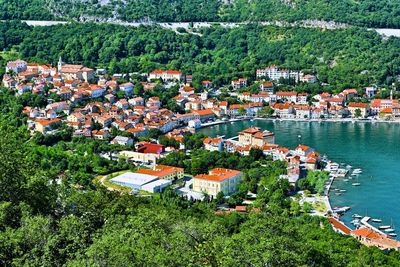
[198,115,400,234]
[198,116,400,130]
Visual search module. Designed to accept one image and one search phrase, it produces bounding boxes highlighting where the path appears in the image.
[9,20,400,37]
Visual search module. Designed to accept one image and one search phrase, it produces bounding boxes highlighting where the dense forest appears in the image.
[2,21,400,92]
[3,0,400,28]
[1,87,400,266]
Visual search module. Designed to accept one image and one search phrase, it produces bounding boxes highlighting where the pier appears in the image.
[361,217,390,237]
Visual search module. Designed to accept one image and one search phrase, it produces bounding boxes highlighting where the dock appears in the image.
[360,217,390,237]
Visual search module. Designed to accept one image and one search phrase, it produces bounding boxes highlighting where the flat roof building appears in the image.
[110,172,158,189]
[141,179,172,193]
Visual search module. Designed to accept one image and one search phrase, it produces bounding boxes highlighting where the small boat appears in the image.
[340,189,347,192]
[353,169,362,174]
[351,219,360,224]
[352,183,361,186]
[371,219,382,223]
[384,228,395,233]
[379,225,391,230]
[343,179,349,182]
[389,233,397,237]
[352,214,362,219]
[346,165,352,169]
[298,135,301,138]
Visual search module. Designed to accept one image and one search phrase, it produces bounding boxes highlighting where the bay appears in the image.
[199,119,400,236]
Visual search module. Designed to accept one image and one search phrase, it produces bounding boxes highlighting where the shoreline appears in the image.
[197,116,400,131]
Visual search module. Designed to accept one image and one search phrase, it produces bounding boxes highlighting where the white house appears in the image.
[119,82,134,95]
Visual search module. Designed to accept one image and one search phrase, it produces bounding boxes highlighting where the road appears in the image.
[14,19,400,38]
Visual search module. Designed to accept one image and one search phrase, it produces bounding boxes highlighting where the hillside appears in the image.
[2,21,400,92]
[2,0,400,28]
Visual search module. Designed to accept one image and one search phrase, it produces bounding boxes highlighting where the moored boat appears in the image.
[371,218,382,223]
[384,228,395,233]
[389,233,397,237]
[352,183,361,186]
[352,214,362,219]
[379,225,391,230]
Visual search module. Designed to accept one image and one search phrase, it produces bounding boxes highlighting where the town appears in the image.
[3,58,400,251]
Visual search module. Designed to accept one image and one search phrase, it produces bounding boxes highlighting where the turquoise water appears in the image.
[199,120,400,235]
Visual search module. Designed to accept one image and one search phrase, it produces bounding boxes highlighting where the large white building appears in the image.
[256,65,299,82]
[193,168,242,197]
[110,172,172,193]
[6,59,27,74]
[148,70,182,81]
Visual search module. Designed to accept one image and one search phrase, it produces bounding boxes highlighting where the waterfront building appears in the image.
[351,228,400,251]
[371,99,399,114]
[347,102,370,117]
[193,168,242,197]
[238,127,275,147]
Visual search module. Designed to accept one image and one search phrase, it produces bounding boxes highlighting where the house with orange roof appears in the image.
[328,218,351,235]
[260,81,274,92]
[126,127,148,137]
[271,103,292,118]
[179,86,195,97]
[231,78,247,90]
[351,227,400,251]
[238,127,275,147]
[192,109,215,122]
[58,58,94,82]
[203,137,224,152]
[347,102,370,118]
[119,82,134,95]
[136,165,184,181]
[85,84,106,98]
[129,96,144,106]
[201,80,213,89]
[176,113,200,124]
[300,74,316,83]
[146,96,161,108]
[193,168,242,197]
[92,129,110,140]
[32,118,62,134]
[371,99,399,114]
[342,88,358,100]
[185,100,202,111]
[272,147,290,161]
[294,144,314,157]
